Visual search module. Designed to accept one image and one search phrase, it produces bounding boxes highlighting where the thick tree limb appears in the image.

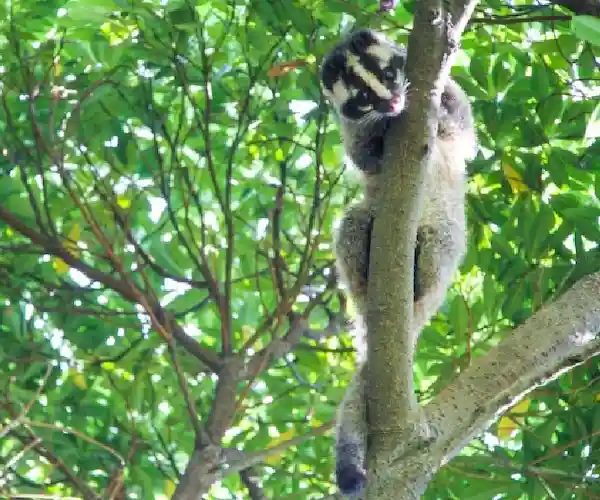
[367,0,447,453]
[354,0,596,496]
[0,209,341,500]
[367,271,600,499]
[171,443,222,500]
[172,409,335,498]
[365,0,478,495]
[426,270,600,462]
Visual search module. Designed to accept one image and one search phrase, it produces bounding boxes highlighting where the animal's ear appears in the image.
[348,29,377,53]
[321,51,346,92]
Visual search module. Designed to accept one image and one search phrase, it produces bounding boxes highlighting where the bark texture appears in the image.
[365,272,600,499]
[364,0,479,496]
[361,0,600,498]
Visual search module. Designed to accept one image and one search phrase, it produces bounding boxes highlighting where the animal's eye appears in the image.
[384,69,395,81]
[357,90,369,101]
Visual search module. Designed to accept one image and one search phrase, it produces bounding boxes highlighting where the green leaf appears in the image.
[1,3,599,498]
[448,295,468,338]
[537,93,565,132]
[167,288,209,315]
[60,0,118,24]
[491,56,513,93]
[571,15,600,46]
[469,54,490,91]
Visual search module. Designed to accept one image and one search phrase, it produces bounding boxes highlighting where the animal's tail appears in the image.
[335,366,368,497]
[336,437,367,497]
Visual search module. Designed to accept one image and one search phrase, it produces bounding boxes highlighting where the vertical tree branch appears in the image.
[365,0,479,496]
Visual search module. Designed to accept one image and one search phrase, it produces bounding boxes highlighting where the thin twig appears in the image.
[0,363,53,440]
[218,421,334,476]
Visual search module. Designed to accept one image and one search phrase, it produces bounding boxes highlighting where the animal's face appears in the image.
[321,29,408,123]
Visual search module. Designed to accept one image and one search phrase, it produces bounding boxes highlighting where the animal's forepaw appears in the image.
[337,465,367,497]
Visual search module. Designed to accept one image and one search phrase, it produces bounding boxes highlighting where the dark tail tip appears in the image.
[337,465,367,497]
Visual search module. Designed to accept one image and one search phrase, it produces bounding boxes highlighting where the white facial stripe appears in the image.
[366,44,394,66]
[330,79,351,106]
[345,52,392,101]
[371,31,391,46]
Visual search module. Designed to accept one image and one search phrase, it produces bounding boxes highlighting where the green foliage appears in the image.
[571,16,600,46]
[0,0,598,498]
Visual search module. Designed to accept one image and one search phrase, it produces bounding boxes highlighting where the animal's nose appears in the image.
[389,95,405,114]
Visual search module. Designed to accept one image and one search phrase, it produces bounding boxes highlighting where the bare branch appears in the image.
[9,430,99,500]
[241,310,347,379]
[218,421,335,476]
[426,270,600,460]
[363,0,479,496]
[550,0,600,15]
[375,271,600,498]
[471,14,571,24]
[0,363,52,440]
[0,206,222,372]
[0,205,131,296]
[166,336,206,441]
[22,420,125,465]
[171,444,222,500]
